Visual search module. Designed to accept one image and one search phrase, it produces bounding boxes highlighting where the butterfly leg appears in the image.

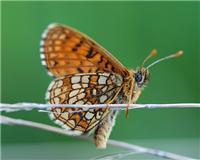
[125,79,135,118]
[94,110,118,148]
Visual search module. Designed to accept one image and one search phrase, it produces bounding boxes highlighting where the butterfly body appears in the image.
[40,24,151,148]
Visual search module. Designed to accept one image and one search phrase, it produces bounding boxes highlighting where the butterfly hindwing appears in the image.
[46,72,123,135]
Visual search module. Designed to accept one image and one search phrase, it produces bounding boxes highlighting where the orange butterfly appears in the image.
[40,24,183,148]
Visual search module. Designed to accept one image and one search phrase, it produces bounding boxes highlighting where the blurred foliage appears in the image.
[1,1,199,146]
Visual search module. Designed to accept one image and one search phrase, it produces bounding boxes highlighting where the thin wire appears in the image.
[0,115,194,160]
[0,103,199,113]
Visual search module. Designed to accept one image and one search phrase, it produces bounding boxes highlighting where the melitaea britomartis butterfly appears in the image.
[40,23,183,148]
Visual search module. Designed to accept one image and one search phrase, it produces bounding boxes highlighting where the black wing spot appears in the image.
[77,67,84,73]
[76,40,84,48]
[86,47,94,58]
[111,66,116,72]
[72,48,77,52]
[99,56,104,63]
[105,61,110,68]
[52,60,58,66]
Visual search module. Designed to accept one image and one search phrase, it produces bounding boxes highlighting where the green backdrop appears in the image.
[1,1,199,159]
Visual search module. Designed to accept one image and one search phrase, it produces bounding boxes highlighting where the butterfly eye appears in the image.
[135,72,143,83]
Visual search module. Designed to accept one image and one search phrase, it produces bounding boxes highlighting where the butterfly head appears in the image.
[134,49,183,88]
[134,67,149,88]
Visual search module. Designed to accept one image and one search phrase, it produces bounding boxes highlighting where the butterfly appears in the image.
[40,23,183,148]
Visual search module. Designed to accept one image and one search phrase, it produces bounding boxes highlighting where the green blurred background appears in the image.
[1,1,199,159]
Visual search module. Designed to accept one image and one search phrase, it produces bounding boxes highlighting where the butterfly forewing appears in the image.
[40,24,129,77]
[47,72,123,134]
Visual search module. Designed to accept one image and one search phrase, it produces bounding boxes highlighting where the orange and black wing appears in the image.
[47,72,123,135]
[40,23,129,77]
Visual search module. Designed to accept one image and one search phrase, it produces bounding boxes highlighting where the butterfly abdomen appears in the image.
[94,93,129,148]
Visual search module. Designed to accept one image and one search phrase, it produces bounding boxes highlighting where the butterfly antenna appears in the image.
[146,50,183,69]
[142,49,157,67]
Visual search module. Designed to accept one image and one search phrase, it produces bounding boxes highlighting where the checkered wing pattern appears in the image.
[47,72,123,135]
[40,24,129,77]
